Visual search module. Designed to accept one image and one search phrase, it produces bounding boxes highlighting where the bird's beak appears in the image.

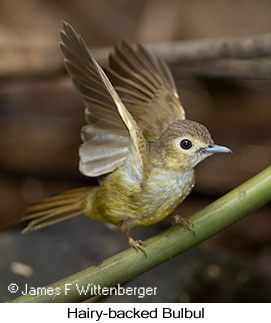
[202,144,232,154]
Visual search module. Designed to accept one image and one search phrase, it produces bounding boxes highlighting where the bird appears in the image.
[21,22,232,255]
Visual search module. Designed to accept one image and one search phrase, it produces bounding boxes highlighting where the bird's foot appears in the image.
[171,215,195,236]
[122,226,147,257]
[128,237,147,257]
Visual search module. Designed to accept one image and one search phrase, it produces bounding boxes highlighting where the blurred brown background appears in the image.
[0,0,270,303]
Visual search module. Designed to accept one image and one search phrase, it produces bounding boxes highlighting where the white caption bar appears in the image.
[2,303,270,322]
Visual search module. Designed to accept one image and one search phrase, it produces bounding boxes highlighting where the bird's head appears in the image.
[150,119,231,171]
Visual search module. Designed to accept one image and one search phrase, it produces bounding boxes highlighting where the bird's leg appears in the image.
[121,225,147,257]
[170,214,195,235]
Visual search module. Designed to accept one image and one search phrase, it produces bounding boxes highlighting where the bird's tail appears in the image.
[21,186,98,233]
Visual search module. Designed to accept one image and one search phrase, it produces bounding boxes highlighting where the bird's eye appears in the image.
[180,139,192,150]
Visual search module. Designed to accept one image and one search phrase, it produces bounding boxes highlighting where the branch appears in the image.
[147,33,271,63]
[174,58,271,80]
[9,165,271,303]
[2,33,271,79]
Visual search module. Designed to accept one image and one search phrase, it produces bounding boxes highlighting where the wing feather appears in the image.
[60,22,184,178]
[106,42,185,141]
[60,22,145,179]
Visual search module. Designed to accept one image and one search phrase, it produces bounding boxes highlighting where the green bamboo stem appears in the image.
[10,165,271,303]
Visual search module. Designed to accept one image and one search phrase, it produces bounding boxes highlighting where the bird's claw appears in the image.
[128,238,147,257]
[171,215,195,236]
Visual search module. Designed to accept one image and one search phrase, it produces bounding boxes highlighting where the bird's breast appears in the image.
[88,166,195,227]
[132,168,195,226]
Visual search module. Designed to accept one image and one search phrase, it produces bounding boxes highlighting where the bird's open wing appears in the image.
[106,42,185,141]
[60,22,146,178]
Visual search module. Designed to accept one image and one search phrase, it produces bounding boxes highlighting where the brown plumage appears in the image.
[21,187,95,233]
[106,41,185,140]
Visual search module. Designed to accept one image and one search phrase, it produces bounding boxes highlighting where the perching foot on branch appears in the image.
[123,228,147,257]
[170,214,195,235]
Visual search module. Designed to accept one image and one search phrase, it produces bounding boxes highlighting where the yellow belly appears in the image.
[85,167,195,228]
